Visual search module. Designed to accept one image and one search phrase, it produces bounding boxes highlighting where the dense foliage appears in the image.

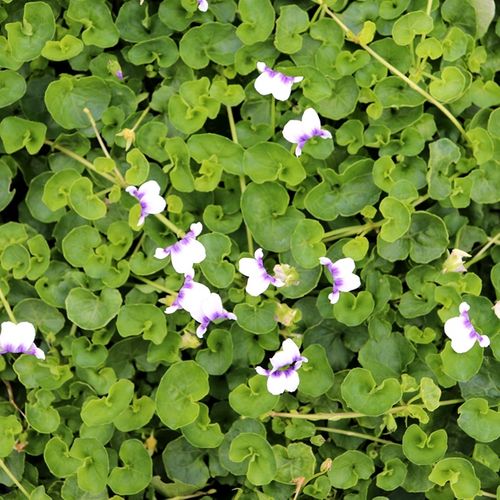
[0,0,499,499]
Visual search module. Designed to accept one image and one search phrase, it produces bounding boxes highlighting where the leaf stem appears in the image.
[479,491,497,499]
[268,399,463,421]
[322,4,469,144]
[0,459,30,498]
[154,213,185,238]
[44,140,117,185]
[315,426,394,444]
[131,105,150,132]
[3,380,26,419]
[134,275,176,295]
[270,96,276,136]
[322,221,383,242]
[227,105,254,254]
[0,286,16,323]
[465,231,500,268]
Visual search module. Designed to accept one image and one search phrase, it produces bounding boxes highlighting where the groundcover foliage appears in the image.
[0,0,499,498]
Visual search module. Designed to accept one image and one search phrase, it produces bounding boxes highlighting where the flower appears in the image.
[254,62,303,101]
[0,321,45,359]
[155,222,206,275]
[319,256,361,304]
[256,339,308,395]
[116,128,136,151]
[126,180,166,226]
[165,274,236,338]
[198,0,208,11]
[444,302,490,353]
[282,108,332,157]
[442,249,471,273]
[238,248,285,296]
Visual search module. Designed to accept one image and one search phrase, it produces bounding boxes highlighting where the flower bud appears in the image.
[442,249,471,273]
[273,263,300,287]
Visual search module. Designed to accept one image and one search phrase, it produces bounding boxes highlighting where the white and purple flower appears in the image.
[444,302,490,353]
[442,249,471,273]
[126,180,166,226]
[0,321,45,360]
[283,108,332,157]
[238,248,285,296]
[254,62,303,101]
[198,0,208,11]
[319,256,361,305]
[256,339,308,395]
[155,222,206,275]
[165,274,236,338]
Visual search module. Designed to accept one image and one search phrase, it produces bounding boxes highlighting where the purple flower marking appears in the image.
[0,321,45,360]
[256,339,308,395]
[155,222,206,275]
[283,108,332,156]
[116,70,124,80]
[444,302,490,353]
[238,248,285,296]
[254,62,303,101]
[319,257,361,304]
[126,180,166,226]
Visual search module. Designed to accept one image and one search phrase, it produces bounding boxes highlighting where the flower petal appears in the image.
[271,80,293,101]
[154,247,170,259]
[267,372,287,395]
[333,257,356,275]
[301,108,322,136]
[142,195,166,215]
[337,273,361,293]
[269,339,300,369]
[245,275,271,296]
[138,180,161,197]
[282,370,300,392]
[254,72,274,96]
[282,119,305,144]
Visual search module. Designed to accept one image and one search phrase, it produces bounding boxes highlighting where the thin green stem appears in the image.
[316,426,394,445]
[323,5,469,144]
[154,213,184,238]
[0,287,16,323]
[227,105,254,254]
[465,232,500,268]
[269,399,463,421]
[131,105,150,132]
[0,459,30,498]
[134,276,176,295]
[323,221,383,242]
[270,96,276,136]
[3,380,26,419]
[44,140,117,184]
[479,491,497,499]
[83,107,127,186]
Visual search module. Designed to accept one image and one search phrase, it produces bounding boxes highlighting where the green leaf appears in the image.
[402,424,447,465]
[234,300,277,335]
[290,219,326,269]
[156,361,209,429]
[41,35,84,61]
[67,0,120,48]
[243,142,306,186]
[199,233,235,288]
[0,70,26,108]
[113,396,155,432]
[328,450,375,489]
[241,182,304,252]
[45,76,111,130]
[42,169,80,211]
[427,138,461,200]
[117,304,167,344]
[128,36,178,68]
[125,148,150,185]
[376,458,407,491]
[429,67,467,103]
[457,398,500,443]
[299,344,334,397]
[108,439,152,495]
[429,458,480,499]
[66,287,122,330]
[379,197,411,242]
[229,375,279,418]
[68,177,107,220]
[70,438,109,494]
[6,2,55,62]
[0,116,46,154]
[229,433,277,485]
[441,342,483,382]
[274,5,309,54]
[408,212,449,263]
[273,443,316,484]
[195,328,233,375]
[334,291,375,326]
[392,11,433,45]
[181,403,224,449]
[236,0,275,44]
[44,437,81,478]
[341,368,402,416]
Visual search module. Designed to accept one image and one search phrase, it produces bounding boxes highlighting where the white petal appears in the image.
[337,273,361,293]
[190,222,203,237]
[319,256,332,266]
[125,186,138,196]
[170,249,196,275]
[198,0,208,11]
[143,195,166,215]
[245,275,271,297]
[334,257,356,275]
[185,239,206,265]
[478,335,490,348]
[267,372,287,395]
[283,370,300,393]
[202,293,224,319]
[33,346,45,360]
[0,321,35,351]
[255,366,269,376]
[459,302,470,314]
[165,305,180,315]
[254,72,274,96]
[282,338,301,358]
[138,180,161,197]
[238,257,261,278]
[328,291,340,304]
[256,61,267,73]
[450,335,476,354]
[271,81,293,101]
[269,339,300,369]
[301,108,322,135]
[293,76,304,83]
[443,316,468,341]
[154,247,169,259]
[282,119,305,144]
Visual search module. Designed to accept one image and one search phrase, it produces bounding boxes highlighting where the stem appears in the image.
[3,380,26,419]
[269,399,463,422]
[154,213,184,238]
[150,477,216,499]
[479,491,497,499]
[0,287,16,323]
[44,140,117,184]
[315,426,394,445]
[270,96,276,136]
[0,459,30,498]
[83,107,127,186]
[465,232,500,268]
[323,5,469,144]
[131,105,150,132]
[323,221,383,242]
[227,105,254,254]
[134,276,176,295]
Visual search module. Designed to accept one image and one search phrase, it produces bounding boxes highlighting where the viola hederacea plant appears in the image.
[0,1,499,498]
